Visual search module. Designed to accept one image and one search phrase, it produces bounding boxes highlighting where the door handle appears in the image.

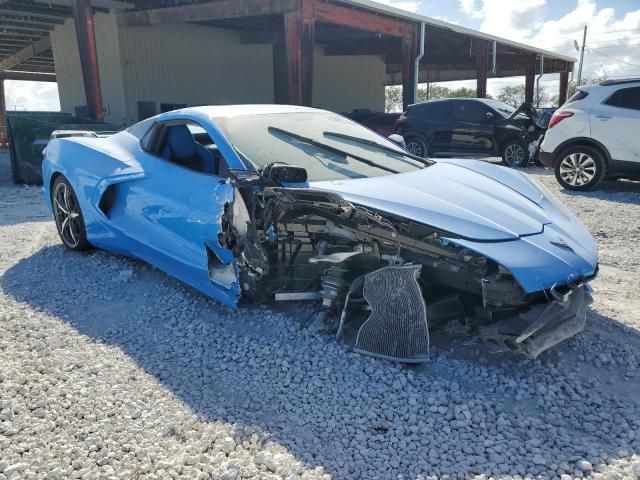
[596,115,611,120]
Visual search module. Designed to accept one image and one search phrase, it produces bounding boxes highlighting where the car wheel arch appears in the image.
[49,171,63,193]
[401,130,430,143]
[498,133,526,152]
[553,137,612,170]
[402,131,430,156]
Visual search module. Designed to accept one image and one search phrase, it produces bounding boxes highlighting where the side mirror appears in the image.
[486,112,494,121]
[388,134,407,149]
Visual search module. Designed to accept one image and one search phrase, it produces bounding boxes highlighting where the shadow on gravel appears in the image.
[3,246,640,478]
[559,180,640,206]
[519,166,640,206]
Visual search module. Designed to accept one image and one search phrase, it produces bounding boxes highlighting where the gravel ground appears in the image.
[1,151,640,480]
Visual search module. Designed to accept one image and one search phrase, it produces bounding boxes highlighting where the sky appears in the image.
[4,0,640,110]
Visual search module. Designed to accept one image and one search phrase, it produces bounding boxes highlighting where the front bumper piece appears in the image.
[478,283,593,358]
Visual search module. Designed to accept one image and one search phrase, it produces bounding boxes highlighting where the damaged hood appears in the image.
[311,159,549,241]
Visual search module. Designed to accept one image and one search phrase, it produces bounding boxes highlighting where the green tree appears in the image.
[385,86,403,112]
[497,84,551,108]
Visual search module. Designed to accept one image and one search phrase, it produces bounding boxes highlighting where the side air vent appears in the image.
[98,185,117,217]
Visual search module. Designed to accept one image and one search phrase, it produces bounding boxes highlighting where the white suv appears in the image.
[540,78,640,190]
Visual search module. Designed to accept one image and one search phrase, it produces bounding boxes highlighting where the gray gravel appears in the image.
[1,153,640,479]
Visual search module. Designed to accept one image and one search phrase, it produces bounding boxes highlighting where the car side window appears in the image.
[453,101,489,123]
[604,87,640,111]
[420,101,452,119]
[144,120,230,177]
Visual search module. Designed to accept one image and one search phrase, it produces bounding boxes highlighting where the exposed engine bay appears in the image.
[212,164,593,363]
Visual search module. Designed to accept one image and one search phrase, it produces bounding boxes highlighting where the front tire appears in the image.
[404,137,427,158]
[554,146,605,191]
[502,139,529,168]
[51,176,92,251]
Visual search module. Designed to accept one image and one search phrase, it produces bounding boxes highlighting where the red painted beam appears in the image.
[283,3,315,106]
[72,0,103,121]
[313,0,412,38]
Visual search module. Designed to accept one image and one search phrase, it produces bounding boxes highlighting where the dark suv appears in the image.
[396,98,533,166]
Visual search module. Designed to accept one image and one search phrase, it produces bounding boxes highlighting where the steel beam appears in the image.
[558,69,569,107]
[283,2,315,106]
[0,36,51,73]
[0,23,55,34]
[524,54,536,104]
[0,8,70,22]
[0,71,56,81]
[0,15,65,27]
[313,0,411,37]
[72,0,103,121]
[475,39,489,98]
[118,0,299,27]
[402,25,418,110]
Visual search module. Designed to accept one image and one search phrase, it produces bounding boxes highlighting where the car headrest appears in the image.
[165,125,197,159]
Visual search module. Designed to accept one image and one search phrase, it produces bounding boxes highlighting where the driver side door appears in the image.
[451,100,496,155]
[112,119,241,307]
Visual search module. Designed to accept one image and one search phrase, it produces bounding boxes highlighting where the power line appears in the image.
[530,27,640,40]
[587,46,640,68]
[587,42,640,50]
[523,33,640,49]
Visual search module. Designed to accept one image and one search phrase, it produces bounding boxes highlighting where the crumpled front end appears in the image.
[478,283,593,358]
[215,168,597,362]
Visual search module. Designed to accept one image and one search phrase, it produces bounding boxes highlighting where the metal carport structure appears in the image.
[0,0,575,123]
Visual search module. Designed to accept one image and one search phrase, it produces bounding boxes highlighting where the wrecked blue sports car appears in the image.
[43,105,598,362]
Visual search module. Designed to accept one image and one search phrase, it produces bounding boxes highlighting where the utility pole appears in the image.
[576,25,587,86]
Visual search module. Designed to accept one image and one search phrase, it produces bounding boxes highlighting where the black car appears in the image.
[396,98,541,167]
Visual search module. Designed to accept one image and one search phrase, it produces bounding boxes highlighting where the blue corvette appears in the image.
[43,105,598,362]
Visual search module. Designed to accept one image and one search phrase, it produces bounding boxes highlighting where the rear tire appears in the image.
[554,146,605,191]
[51,176,92,251]
[502,139,529,168]
[404,137,427,158]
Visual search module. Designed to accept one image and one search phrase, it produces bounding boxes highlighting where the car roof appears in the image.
[168,104,322,119]
[599,78,640,87]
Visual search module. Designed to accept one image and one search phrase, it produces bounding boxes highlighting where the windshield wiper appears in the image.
[268,127,400,175]
[323,131,433,167]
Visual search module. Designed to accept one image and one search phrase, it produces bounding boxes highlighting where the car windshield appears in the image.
[482,99,517,118]
[214,112,426,182]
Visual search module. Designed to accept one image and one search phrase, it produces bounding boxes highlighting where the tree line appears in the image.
[385,78,602,112]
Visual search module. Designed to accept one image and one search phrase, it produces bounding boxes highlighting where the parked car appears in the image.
[344,109,401,137]
[396,98,548,167]
[539,78,640,190]
[43,105,597,361]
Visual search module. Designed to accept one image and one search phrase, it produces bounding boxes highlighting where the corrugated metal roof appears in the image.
[340,0,576,64]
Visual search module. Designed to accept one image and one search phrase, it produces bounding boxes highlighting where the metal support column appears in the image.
[402,25,418,110]
[524,56,536,105]
[283,1,315,106]
[0,80,5,146]
[558,70,569,107]
[72,0,103,121]
[475,40,489,98]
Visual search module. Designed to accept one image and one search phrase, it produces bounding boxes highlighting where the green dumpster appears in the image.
[7,112,118,185]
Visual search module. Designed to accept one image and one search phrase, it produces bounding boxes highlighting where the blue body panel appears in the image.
[42,105,598,306]
[312,159,598,294]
